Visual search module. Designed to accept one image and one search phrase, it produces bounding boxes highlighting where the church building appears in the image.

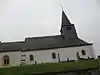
[0,10,95,68]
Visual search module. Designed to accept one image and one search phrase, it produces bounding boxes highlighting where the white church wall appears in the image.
[0,51,21,67]
[88,46,96,58]
[21,45,95,65]
[0,45,95,67]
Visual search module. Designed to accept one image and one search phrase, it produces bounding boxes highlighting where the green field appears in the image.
[0,60,98,75]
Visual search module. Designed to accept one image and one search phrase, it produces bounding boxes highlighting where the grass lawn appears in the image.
[0,60,98,75]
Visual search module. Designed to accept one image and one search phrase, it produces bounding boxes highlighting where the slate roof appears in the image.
[1,41,25,52]
[61,10,71,25]
[25,35,92,50]
[0,35,92,52]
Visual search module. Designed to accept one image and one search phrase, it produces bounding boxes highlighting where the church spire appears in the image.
[60,9,78,40]
[60,10,72,33]
[61,10,71,25]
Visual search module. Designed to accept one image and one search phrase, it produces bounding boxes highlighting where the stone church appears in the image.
[0,10,95,68]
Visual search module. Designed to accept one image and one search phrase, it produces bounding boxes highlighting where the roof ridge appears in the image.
[25,35,61,39]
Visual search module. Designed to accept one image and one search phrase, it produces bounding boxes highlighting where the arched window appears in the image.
[30,55,34,61]
[2,55,9,66]
[52,52,56,59]
[81,50,86,55]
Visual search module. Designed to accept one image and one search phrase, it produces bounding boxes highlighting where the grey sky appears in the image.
[0,0,100,56]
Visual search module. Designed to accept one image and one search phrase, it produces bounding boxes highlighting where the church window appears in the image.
[30,55,34,61]
[81,50,86,55]
[2,55,10,66]
[52,52,56,59]
[67,27,72,30]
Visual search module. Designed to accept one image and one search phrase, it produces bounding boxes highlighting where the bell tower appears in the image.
[60,10,78,40]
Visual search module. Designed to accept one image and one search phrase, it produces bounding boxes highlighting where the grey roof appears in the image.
[1,41,25,52]
[0,35,92,52]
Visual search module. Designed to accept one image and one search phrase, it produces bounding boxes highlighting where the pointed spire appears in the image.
[62,10,71,25]
[60,5,73,33]
[60,10,72,33]
[60,4,71,25]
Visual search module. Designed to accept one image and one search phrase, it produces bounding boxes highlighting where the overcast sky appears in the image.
[0,0,100,56]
